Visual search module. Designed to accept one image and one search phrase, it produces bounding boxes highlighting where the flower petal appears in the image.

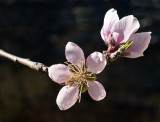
[86,52,106,74]
[48,64,71,84]
[124,52,144,58]
[56,85,79,110]
[101,8,119,43]
[124,32,151,58]
[88,81,106,101]
[126,32,151,52]
[112,31,120,44]
[112,15,140,44]
[65,42,85,67]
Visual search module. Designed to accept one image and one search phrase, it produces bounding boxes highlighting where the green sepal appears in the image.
[121,41,133,52]
[81,83,88,93]
[86,72,96,81]
[110,58,116,62]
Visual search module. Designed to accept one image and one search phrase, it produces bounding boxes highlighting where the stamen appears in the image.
[64,61,71,65]
[59,83,66,85]
[87,76,96,79]
[69,65,79,73]
[83,81,89,87]
[64,60,96,99]
[78,83,83,103]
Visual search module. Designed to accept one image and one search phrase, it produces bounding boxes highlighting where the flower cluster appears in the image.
[48,8,151,110]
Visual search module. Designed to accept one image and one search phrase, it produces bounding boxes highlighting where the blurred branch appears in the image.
[0,49,48,72]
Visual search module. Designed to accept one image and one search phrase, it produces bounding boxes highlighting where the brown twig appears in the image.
[103,48,122,64]
[0,49,48,72]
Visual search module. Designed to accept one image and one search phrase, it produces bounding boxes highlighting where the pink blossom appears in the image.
[101,8,151,58]
[48,42,106,110]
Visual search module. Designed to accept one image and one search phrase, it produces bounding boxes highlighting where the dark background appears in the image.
[0,0,159,122]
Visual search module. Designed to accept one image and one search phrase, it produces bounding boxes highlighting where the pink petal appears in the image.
[86,52,106,74]
[112,15,140,45]
[125,52,144,58]
[125,32,151,58]
[88,81,106,101]
[112,31,120,44]
[65,42,85,67]
[101,8,119,43]
[56,85,79,110]
[126,32,151,52]
[48,64,71,84]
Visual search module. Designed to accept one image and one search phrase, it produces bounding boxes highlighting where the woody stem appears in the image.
[0,49,48,72]
[103,48,122,63]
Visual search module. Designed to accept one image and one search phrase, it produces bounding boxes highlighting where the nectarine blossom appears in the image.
[48,42,106,110]
[101,8,151,58]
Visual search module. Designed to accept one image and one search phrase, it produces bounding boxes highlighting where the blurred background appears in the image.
[0,0,159,122]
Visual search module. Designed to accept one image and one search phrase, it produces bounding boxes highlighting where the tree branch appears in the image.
[0,49,48,72]
[103,48,122,64]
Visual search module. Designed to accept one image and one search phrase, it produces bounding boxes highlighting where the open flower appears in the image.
[48,42,106,110]
[101,8,151,58]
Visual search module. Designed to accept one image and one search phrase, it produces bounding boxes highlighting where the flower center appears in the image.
[107,33,117,53]
[64,60,96,102]
[65,61,96,86]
